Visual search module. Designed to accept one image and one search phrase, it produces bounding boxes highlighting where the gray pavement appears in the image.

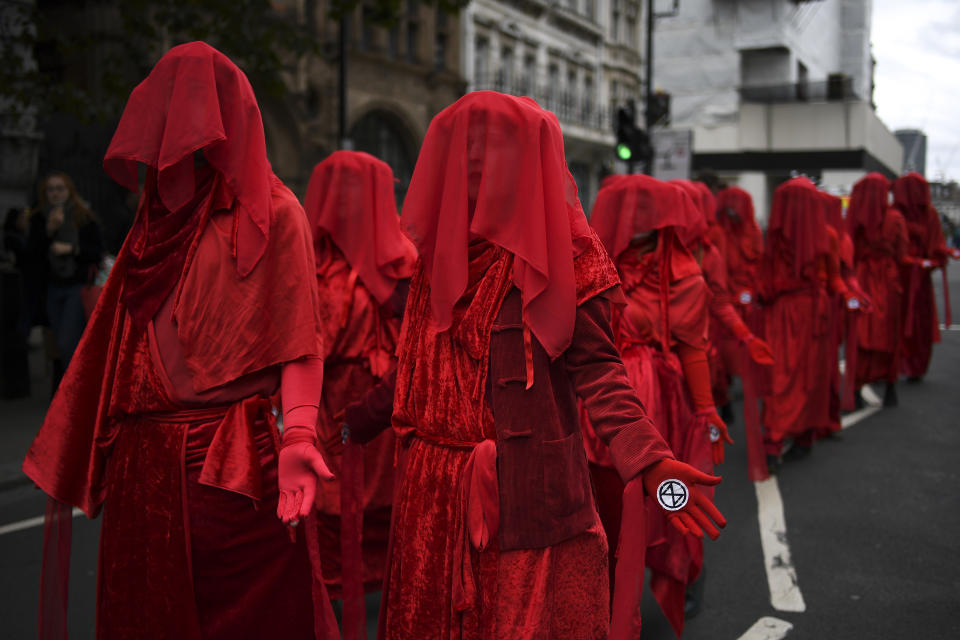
[2,262,959,639]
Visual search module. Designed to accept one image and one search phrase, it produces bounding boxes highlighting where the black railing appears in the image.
[473,72,612,131]
[738,77,860,104]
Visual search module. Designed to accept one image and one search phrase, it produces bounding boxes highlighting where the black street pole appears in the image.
[645,0,654,174]
[339,16,349,149]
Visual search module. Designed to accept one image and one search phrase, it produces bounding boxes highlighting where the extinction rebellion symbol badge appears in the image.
[709,424,721,442]
[657,479,689,511]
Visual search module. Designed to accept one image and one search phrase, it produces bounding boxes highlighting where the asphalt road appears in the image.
[2,261,958,639]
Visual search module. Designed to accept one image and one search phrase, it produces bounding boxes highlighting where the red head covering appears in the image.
[104,41,272,278]
[401,91,592,358]
[670,179,709,247]
[304,151,416,304]
[766,177,828,275]
[821,191,844,233]
[893,172,932,223]
[591,174,699,262]
[848,173,890,242]
[693,182,717,225]
[716,186,758,230]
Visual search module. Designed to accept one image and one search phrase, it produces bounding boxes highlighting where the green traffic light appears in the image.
[617,143,632,161]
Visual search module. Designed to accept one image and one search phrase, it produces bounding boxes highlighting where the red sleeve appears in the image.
[702,245,751,340]
[566,295,674,482]
[280,356,324,448]
[675,342,713,411]
[826,229,849,297]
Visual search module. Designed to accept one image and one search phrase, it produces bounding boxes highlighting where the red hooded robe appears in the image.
[850,173,909,389]
[589,175,711,638]
[380,92,673,640]
[302,150,417,634]
[760,177,830,454]
[894,173,950,378]
[22,42,336,640]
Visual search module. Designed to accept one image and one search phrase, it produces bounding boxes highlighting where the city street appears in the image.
[2,261,959,639]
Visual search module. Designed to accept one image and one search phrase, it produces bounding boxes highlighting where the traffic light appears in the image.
[615,102,651,165]
[648,90,671,127]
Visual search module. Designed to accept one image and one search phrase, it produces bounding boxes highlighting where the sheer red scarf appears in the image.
[304,151,416,304]
[104,41,273,278]
[848,173,891,244]
[766,177,828,276]
[717,186,762,262]
[401,91,592,359]
[893,172,932,225]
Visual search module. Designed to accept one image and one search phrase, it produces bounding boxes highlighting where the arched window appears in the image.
[349,109,417,205]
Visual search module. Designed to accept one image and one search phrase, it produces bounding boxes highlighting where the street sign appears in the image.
[652,129,692,180]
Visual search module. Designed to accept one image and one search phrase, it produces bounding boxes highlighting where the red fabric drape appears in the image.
[766,177,829,277]
[104,41,273,278]
[401,91,592,359]
[304,151,416,304]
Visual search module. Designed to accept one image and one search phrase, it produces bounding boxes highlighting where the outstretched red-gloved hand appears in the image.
[743,334,775,365]
[699,408,735,465]
[277,441,334,525]
[642,458,726,539]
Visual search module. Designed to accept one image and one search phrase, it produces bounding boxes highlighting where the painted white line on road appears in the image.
[0,508,83,537]
[736,616,794,640]
[938,324,960,331]
[754,477,806,612]
[860,385,882,406]
[841,385,882,430]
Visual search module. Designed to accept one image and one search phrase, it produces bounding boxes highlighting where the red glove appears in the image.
[700,408,734,465]
[642,458,725,539]
[743,334,774,366]
[277,443,334,524]
[276,357,333,525]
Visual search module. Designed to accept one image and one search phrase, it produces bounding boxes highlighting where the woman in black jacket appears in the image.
[27,172,103,390]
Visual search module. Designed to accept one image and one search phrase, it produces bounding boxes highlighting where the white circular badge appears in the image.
[709,424,721,443]
[657,479,689,511]
[739,291,752,305]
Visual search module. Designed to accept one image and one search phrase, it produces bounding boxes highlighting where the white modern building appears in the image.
[462,0,646,210]
[652,0,901,221]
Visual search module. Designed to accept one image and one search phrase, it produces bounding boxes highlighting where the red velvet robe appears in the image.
[854,208,909,386]
[900,206,949,377]
[23,179,326,640]
[380,238,667,640]
[311,238,400,597]
[582,237,711,639]
[760,239,830,452]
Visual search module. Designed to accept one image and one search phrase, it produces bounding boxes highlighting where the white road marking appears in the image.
[754,477,806,612]
[938,324,960,331]
[0,508,84,537]
[736,616,794,640]
[842,384,882,430]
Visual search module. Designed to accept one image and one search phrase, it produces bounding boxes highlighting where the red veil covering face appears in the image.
[24,42,335,640]
[303,150,415,636]
[671,180,710,249]
[402,91,593,359]
[590,175,710,638]
[847,173,907,392]
[304,150,416,304]
[893,172,951,376]
[717,185,763,272]
[765,177,829,277]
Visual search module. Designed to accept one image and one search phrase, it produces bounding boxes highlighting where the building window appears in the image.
[547,62,560,108]
[388,26,400,59]
[475,36,490,86]
[434,7,448,70]
[585,0,595,21]
[583,74,594,122]
[796,60,808,101]
[522,52,537,94]
[566,68,578,117]
[360,4,376,51]
[610,79,619,113]
[406,0,420,63]
[611,0,621,43]
[626,3,638,49]
[500,46,515,91]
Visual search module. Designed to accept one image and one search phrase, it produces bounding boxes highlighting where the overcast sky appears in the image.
[872,0,960,183]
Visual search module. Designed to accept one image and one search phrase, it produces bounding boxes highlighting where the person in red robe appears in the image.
[760,177,835,468]
[713,186,766,417]
[893,172,952,380]
[588,175,734,636]
[343,92,725,640]
[301,150,417,637]
[22,42,338,640]
[811,190,867,437]
[848,173,909,406]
